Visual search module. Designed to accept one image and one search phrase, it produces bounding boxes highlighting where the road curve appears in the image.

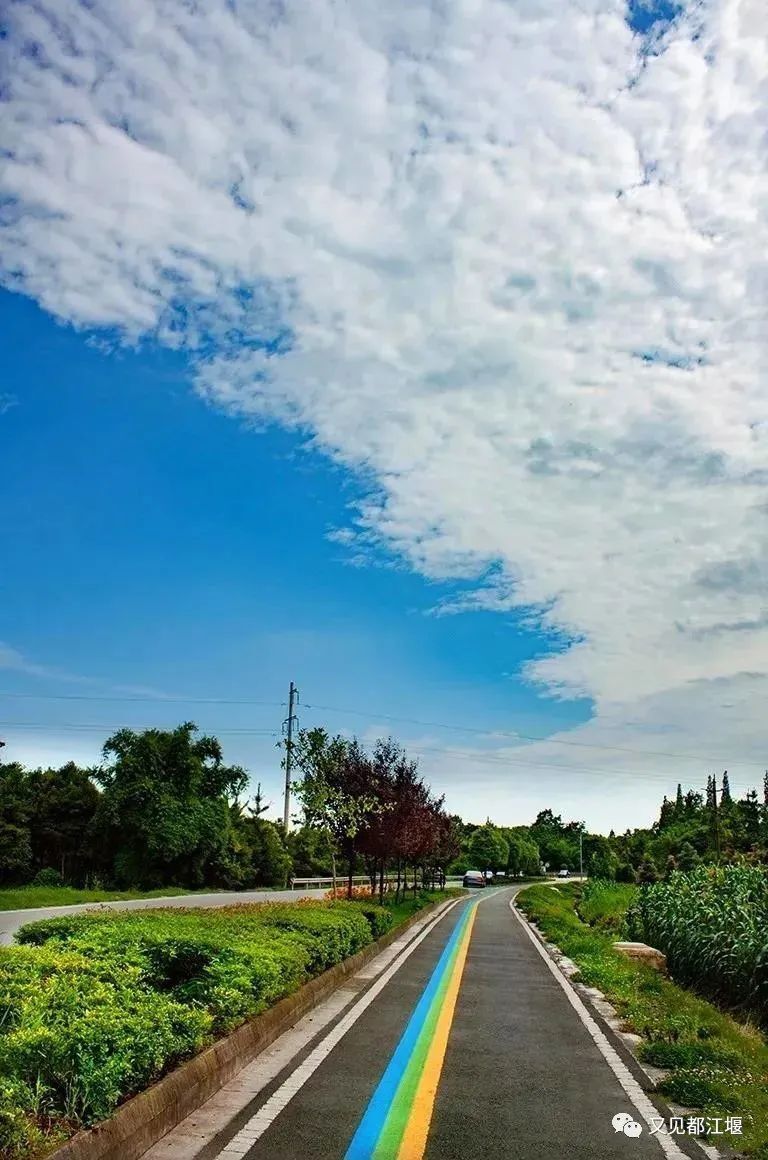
[144,886,701,1160]
[0,887,329,945]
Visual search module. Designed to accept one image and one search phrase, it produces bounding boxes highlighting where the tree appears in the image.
[706,774,716,809]
[637,858,659,885]
[503,828,541,877]
[721,770,732,806]
[27,762,99,882]
[676,841,700,871]
[468,824,508,873]
[0,762,33,884]
[291,728,380,897]
[530,810,582,870]
[586,837,619,880]
[94,723,248,888]
[245,817,292,886]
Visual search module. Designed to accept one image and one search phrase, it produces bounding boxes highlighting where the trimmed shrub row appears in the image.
[1,899,392,1157]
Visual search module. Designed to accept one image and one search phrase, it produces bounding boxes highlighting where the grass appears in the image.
[0,886,198,911]
[518,882,768,1158]
[575,880,637,933]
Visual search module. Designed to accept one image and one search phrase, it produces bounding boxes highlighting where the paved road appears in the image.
[0,887,329,945]
[145,886,699,1160]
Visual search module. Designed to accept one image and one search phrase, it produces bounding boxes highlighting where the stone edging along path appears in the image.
[45,898,452,1160]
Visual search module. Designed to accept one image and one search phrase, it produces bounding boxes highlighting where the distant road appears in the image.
[0,887,330,945]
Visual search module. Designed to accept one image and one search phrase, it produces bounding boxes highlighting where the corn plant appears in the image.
[626,864,768,1023]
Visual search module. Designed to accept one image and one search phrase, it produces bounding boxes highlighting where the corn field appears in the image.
[626,864,768,1024]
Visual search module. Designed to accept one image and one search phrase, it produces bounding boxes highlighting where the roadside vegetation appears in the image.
[2,720,766,1154]
[627,864,768,1025]
[0,885,194,911]
[0,889,449,1159]
[518,879,768,1158]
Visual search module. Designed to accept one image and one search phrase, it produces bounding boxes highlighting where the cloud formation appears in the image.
[2,0,766,810]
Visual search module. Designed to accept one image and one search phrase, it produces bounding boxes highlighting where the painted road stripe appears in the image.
[509,897,688,1160]
[345,895,482,1160]
[397,902,477,1159]
[215,899,462,1159]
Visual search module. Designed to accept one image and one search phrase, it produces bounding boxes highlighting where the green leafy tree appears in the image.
[287,825,335,877]
[676,841,700,871]
[586,838,619,880]
[502,827,541,876]
[94,723,248,888]
[27,762,100,882]
[246,817,292,886]
[0,761,33,884]
[468,824,508,872]
[637,858,659,885]
[290,728,380,897]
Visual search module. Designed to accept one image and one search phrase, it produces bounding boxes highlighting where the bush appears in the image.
[0,1079,44,1160]
[31,867,64,887]
[2,898,387,1152]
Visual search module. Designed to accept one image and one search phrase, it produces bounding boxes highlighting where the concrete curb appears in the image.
[46,897,453,1160]
[514,900,729,1160]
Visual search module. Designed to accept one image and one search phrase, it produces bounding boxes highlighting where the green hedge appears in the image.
[2,900,393,1157]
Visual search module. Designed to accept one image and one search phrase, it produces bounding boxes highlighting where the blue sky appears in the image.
[1,0,766,831]
[1,289,588,823]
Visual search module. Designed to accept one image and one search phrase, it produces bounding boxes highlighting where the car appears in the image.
[557,868,570,878]
[463,869,486,889]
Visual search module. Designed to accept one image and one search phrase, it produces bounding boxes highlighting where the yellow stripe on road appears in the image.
[396,903,478,1160]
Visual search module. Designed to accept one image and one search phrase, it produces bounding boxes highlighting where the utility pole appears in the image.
[579,830,584,879]
[282,682,298,832]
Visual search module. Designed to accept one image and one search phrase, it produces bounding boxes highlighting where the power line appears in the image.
[0,691,284,707]
[0,721,278,736]
[300,701,766,768]
[0,722,757,793]
[1,691,764,770]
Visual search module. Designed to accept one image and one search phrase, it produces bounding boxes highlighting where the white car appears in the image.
[557,869,570,878]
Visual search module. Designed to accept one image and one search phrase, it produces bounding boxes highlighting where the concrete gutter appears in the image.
[45,897,452,1160]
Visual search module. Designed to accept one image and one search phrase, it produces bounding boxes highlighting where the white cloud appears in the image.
[1,0,767,822]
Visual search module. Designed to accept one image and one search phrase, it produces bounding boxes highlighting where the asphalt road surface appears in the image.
[0,887,328,945]
[143,886,701,1160]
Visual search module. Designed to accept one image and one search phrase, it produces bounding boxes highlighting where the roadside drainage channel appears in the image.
[515,905,731,1160]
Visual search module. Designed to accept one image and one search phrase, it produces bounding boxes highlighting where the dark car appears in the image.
[463,869,486,889]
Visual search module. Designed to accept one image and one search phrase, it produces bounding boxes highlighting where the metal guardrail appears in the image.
[289,874,400,891]
[289,873,461,891]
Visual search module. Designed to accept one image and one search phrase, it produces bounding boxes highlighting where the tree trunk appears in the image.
[347,854,354,900]
[379,860,385,904]
[331,847,338,899]
[395,858,402,904]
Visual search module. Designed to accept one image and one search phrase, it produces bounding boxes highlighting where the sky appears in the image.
[1,0,766,833]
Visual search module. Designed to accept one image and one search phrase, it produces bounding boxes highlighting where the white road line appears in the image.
[144,899,460,1160]
[214,898,464,1158]
[509,898,688,1160]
